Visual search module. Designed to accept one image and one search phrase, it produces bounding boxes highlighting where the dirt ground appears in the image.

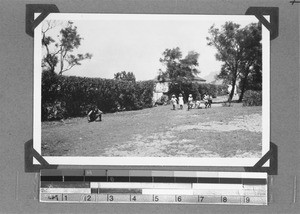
[42,102,262,158]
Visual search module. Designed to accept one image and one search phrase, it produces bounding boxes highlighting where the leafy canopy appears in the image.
[42,20,92,75]
[206,21,262,102]
[158,47,200,82]
[114,71,136,82]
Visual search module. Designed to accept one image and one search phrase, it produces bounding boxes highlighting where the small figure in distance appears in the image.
[195,100,201,109]
[203,93,212,108]
[87,105,103,122]
[178,93,184,110]
[171,94,178,110]
[188,94,193,111]
[207,94,213,108]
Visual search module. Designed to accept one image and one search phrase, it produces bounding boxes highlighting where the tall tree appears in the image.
[158,47,200,82]
[237,23,262,101]
[207,22,262,102]
[180,51,200,80]
[42,20,92,75]
[114,71,136,82]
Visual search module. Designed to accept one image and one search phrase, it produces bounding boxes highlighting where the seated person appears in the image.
[195,100,201,109]
[87,106,103,122]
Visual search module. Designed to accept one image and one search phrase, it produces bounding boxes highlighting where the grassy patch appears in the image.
[42,103,262,158]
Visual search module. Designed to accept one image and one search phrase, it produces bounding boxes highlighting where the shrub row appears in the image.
[42,71,155,121]
[242,90,262,106]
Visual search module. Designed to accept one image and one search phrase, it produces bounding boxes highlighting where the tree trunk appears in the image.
[228,62,239,103]
[228,74,237,103]
[238,64,251,102]
[59,46,63,75]
[238,74,249,102]
[50,65,55,73]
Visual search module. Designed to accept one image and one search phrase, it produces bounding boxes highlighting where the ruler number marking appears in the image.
[199,196,204,202]
[221,196,227,203]
[131,195,137,201]
[245,197,250,203]
[83,195,92,201]
[108,195,114,201]
[154,195,159,202]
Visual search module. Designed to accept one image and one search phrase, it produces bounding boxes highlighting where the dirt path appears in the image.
[42,103,262,158]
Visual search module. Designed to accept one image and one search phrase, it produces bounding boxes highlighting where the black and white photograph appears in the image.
[34,13,270,166]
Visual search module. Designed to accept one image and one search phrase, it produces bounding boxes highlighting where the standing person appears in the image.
[87,106,103,122]
[203,93,209,108]
[178,93,184,110]
[208,94,213,108]
[188,94,193,111]
[203,92,208,102]
[170,94,178,110]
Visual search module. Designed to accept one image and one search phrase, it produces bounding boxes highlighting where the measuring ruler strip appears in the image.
[40,186,267,204]
[40,185,266,196]
[40,171,267,205]
[40,193,266,205]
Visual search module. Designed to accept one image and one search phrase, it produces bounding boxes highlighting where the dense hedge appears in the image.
[242,90,262,106]
[168,82,228,102]
[42,71,155,121]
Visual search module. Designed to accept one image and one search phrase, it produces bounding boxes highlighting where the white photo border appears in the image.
[33,13,270,167]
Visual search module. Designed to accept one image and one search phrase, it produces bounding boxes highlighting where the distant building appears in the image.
[191,76,206,83]
[152,81,169,105]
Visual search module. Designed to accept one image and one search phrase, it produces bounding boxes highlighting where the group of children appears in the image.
[87,93,212,122]
[170,93,212,110]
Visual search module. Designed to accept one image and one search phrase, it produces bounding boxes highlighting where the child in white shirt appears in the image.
[178,93,184,110]
[188,94,193,110]
[170,94,178,110]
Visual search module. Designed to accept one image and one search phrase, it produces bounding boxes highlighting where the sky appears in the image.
[40,14,260,82]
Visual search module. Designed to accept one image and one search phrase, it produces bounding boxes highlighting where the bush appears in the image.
[42,101,67,121]
[198,83,228,98]
[135,80,155,108]
[155,94,169,105]
[242,90,262,106]
[42,71,155,120]
[42,70,60,104]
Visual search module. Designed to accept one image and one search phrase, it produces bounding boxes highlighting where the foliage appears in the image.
[242,90,262,106]
[237,23,262,101]
[239,63,262,92]
[207,22,262,102]
[168,81,200,101]
[42,70,60,104]
[42,71,155,121]
[42,20,92,74]
[114,71,136,82]
[158,47,200,82]
[136,80,155,108]
[214,84,229,97]
[155,95,169,105]
[42,101,67,121]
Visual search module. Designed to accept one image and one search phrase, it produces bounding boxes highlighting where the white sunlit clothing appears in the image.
[178,97,184,106]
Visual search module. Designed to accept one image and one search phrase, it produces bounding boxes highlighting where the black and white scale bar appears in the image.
[41,170,267,184]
